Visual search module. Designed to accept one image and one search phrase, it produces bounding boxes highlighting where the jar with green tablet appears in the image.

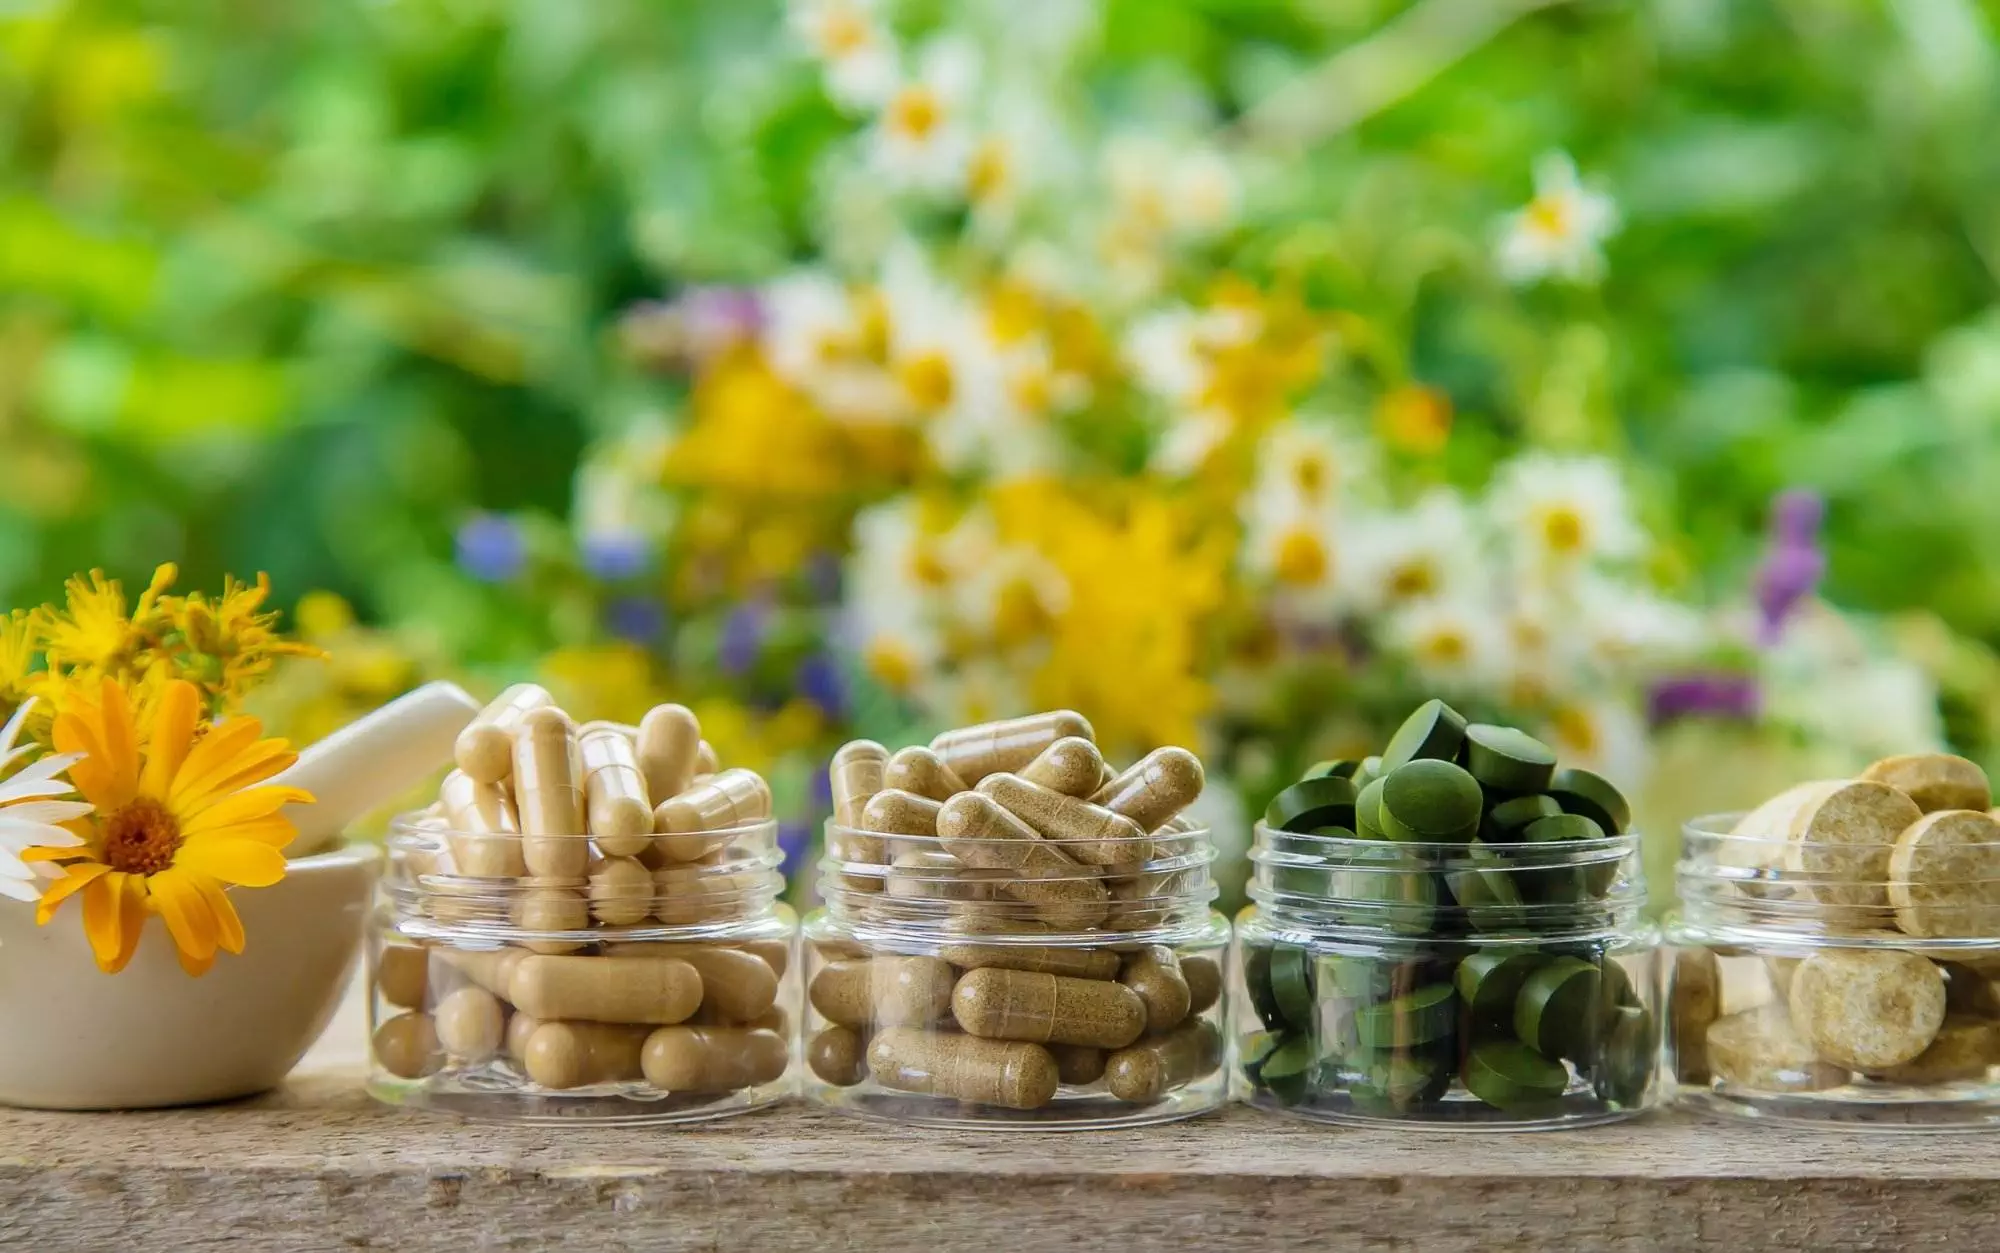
[1232,700,1661,1129]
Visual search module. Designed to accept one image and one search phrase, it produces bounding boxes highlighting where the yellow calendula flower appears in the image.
[163,572,321,710]
[34,564,176,675]
[28,678,311,976]
[0,609,37,709]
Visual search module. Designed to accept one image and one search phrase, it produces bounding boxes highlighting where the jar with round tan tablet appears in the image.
[366,696,797,1123]
[802,716,1230,1129]
[1669,753,2000,1128]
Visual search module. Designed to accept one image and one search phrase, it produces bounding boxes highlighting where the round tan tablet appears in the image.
[1706,1008,1849,1093]
[1787,948,1945,1070]
[1886,809,2000,938]
[1672,949,1721,1083]
[1868,1014,2000,1085]
[1721,781,1842,890]
[1859,754,1991,814]
[1784,781,1922,917]
[1764,955,1800,1000]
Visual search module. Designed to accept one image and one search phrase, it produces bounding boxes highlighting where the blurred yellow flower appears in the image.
[35,565,174,675]
[0,610,36,709]
[539,644,663,726]
[1376,385,1453,455]
[165,573,322,709]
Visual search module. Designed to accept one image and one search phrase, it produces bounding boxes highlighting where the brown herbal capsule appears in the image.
[454,683,554,784]
[434,986,506,1062]
[1088,747,1205,834]
[884,746,969,802]
[830,739,890,827]
[373,1012,442,1080]
[641,1026,789,1094]
[652,860,761,925]
[636,703,702,810]
[375,945,430,1010]
[1182,955,1224,1018]
[937,792,1109,929]
[935,943,1121,980]
[440,947,526,999]
[579,725,654,857]
[735,937,791,979]
[1120,946,1192,1032]
[513,707,589,878]
[979,773,1150,868]
[809,955,955,1028]
[675,945,781,1024]
[654,768,772,862]
[511,881,590,955]
[861,789,944,837]
[1019,737,1108,798]
[439,768,525,877]
[523,1021,649,1089]
[505,1011,542,1066]
[952,966,1147,1049]
[930,711,1095,785]
[1104,1019,1222,1103]
[867,1027,1060,1110]
[587,856,655,926]
[1048,1043,1106,1086]
[808,1024,870,1086]
[509,954,704,1026]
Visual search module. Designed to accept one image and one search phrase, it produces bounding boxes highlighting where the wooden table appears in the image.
[4,985,1998,1251]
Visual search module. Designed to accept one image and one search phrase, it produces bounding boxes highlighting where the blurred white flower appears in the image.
[847,503,949,695]
[1538,697,1649,790]
[961,89,1072,236]
[1488,453,1644,572]
[867,37,981,192]
[1496,152,1620,286]
[1123,303,1253,407]
[1387,596,1507,693]
[1241,489,1345,608]
[788,0,899,109]
[1346,489,1483,611]
[1251,418,1371,508]
[762,269,859,386]
[1570,574,1711,669]
[1760,603,1944,761]
[1151,407,1234,477]
[0,702,90,905]
[1105,137,1241,242]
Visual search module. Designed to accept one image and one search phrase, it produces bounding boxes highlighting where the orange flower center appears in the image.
[1274,530,1328,586]
[1540,506,1587,555]
[102,796,182,875]
[1527,195,1572,238]
[889,87,943,141]
[1388,559,1436,599]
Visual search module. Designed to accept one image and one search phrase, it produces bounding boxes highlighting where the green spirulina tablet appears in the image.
[1548,767,1631,835]
[1455,951,1546,1023]
[1353,755,1384,786]
[1333,847,1438,935]
[1514,956,1603,1061]
[1381,699,1469,773]
[1266,775,1360,834]
[1258,1035,1316,1105]
[1517,813,1609,902]
[1240,1030,1284,1079]
[1245,946,1284,1030]
[1462,724,1557,795]
[1596,1003,1656,1107]
[1354,776,1388,839]
[1354,983,1457,1050]
[1487,793,1563,837]
[1380,759,1484,842]
[1352,1052,1453,1113]
[1464,1040,1570,1111]
[1522,813,1606,845]
[1270,945,1316,1030]
[1306,759,1362,780]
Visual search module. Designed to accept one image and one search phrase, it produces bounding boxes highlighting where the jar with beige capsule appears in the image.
[367,690,797,1123]
[802,714,1231,1129]
[1670,754,2000,1129]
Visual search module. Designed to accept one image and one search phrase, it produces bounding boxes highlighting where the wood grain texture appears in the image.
[6,1067,2000,1252]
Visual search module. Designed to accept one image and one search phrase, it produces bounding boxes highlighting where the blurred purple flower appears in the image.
[581,529,651,581]
[777,820,812,880]
[1649,673,1761,724]
[1770,488,1825,546]
[605,595,667,644]
[456,513,525,583]
[617,287,765,373]
[720,602,769,675]
[796,652,848,720]
[810,764,833,809]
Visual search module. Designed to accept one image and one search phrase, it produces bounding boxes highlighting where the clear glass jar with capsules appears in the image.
[802,816,1229,1130]
[1233,822,1660,1129]
[367,813,797,1123]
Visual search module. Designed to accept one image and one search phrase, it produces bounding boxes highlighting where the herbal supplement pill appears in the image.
[455,683,556,784]
[809,956,955,1027]
[1354,776,1388,839]
[524,1021,649,1089]
[652,861,759,925]
[1120,946,1192,1033]
[654,768,773,861]
[1182,954,1223,1018]
[434,986,506,1062]
[1049,1044,1107,1085]
[1381,698,1468,772]
[867,1027,1061,1110]
[1870,1014,2000,1085]
[1462,724,1557,795]
[376,945,429,1010]
[1671,949,1721,1082]
[809,1024,869,1086]
[1514,957,1602,1061]
[1547,767,1632,836]
[512,707,588,878]
[1487,794,1563,838]
[1860,753,1992,814]
[441,947,526,998]
[935,943,1121,980]
[1787,948,1946,1069]
[1707,1007,1849,1092]
[1379,759,1483,843]
[509,881,589,954]
[579,725,654,857]
[931,710,1095,785]
[830,739,889,827]
[439,768,526,878]
[506,1011,542,1066]
[373,1012,443,1079]
[674,945,780,1024]
[587,856,654,926]
[736,937,791,979]
[510,954,703,1025]
[952,967,1147,1049]
[1265,776,1359,834]
[1019,737,1108,798]
[1887,809,2000,938]
[1105,1018,1222,1103]
[1456,950,1546,1024]
[937,792,1109,929]
[861,788,944,837]
[978,772,1150,868]
[1088,747,1205,833]
[1463,1040,1569,1111]
[642,1026,789,1094]
[636,703,702,809]
[1784,781,1923,916]
[884,745,969,802]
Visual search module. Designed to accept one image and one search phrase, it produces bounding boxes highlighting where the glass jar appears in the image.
[802,820,1230,1129]
[367,813,797,1122]
[1233,822,1660,1129]
[1668,814,2000,1128]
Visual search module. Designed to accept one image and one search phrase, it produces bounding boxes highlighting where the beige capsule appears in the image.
[1105,1018,1223,1103]
[523,1021,650,1090]
[887,850,1009,902]
[513,707,589,878]
[830,739,889,827]
[1182,955,1224,1018]
[1869,1014,2000,1084]
[636,703,702,810]
[587,856,655,926]
[652,858,764,926]
[510,881,590,954]
[867,1027,1060,1110]
[935,943,1121,980]
[734,937,790,979]
[1706,1007,1849,1092]
[1120,946,1192,1033]
[454,683,555,784]
[952,967,1147,1049]
[373,1012,443,1080]
[440,947,526,999]
[1784,781,1922,919]
[509,954,704,1026]
[1887,809,2000,939]
[1671,949,1721,1084]
[375,945,429,1010]
[930,711,1095,785]
[809,956,956,1029]
[641,1026,789,1094]
[425,874,505,926]
[439,768,525,878]
[884,746,969,802]
[505,1011,542,1067]
[654,769,772,862]
[1787,947,1946,1070]
[1087,747,1205,834]
[861,789,944,837]
[937,792,1109,930]
[697,741,719,774]
[980,773,1150,869]
[1860,753,1992,814]
[673,945,781,1024]
[579,725,655,857]
[1019,737,1108,799]
[1048,1043,1106,1086]
[434,986,507,1062]
[1104,868,1194,932]
[808,1024,870,1086]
